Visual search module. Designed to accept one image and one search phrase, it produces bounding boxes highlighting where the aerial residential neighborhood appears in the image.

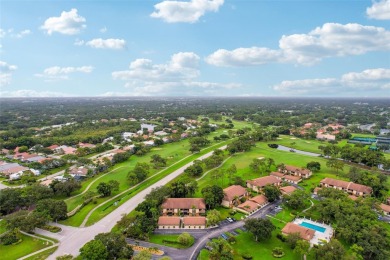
[1,0,390,260]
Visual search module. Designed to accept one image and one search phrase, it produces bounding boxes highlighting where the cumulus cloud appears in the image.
[206,23,390,66]
[0,61,17,86]
[113,52,200,81]
[14,30,31,38]
[35,66,93,81]
[82,38,126,49]
[0,89,73,97]
[151,0,224,23]
[41,8,86,35]
[206,47,283,67]
[273,68,390,95]
[367,0,390,20]
[111,52,241,95]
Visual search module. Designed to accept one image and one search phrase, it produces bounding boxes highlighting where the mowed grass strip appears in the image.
[0,233,53,260]
[85,140,231,226]
[148,234,194,249]
[198,230,301,260]
[24,246,58,260]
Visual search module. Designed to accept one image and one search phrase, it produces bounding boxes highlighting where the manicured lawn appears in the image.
[25,246,58,260]
[272,135,326,154]
[83,140,233,226]
[198,231,301,260]
[149,233,194,249]
[0,233,52,260]
[0,219,7,235]
[214,206,246,221]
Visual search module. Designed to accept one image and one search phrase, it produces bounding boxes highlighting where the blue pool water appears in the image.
[300,221,326,233]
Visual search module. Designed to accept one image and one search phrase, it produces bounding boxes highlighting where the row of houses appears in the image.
[158,198,207,229]
[316,177,372,196]
[0,161,40,180]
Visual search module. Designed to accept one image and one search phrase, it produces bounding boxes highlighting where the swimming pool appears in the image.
[300,221,326,233]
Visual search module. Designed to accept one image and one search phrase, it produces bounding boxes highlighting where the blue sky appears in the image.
[0,0,389,97]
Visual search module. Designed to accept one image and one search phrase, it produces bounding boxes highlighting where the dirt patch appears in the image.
[290,137,297,140]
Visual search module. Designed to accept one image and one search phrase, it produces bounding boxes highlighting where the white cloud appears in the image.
[41,8,86,35]
[0,29,6,38]
[206,23,390,66]
[151,0,224,23]
[112,52,240,95]
[84,38,126,50]
[100,27,107,33]
[14,29,31,38]
[0,28,32,39]
[0,61,17,86]
[35,66,93,81]
[367,0,390,20]
[0,89,73,97]
[273,68,390,95]
[205,47,283,67]
[113,52,200,81]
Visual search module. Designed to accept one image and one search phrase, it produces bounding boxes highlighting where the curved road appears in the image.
[45,146,226,259]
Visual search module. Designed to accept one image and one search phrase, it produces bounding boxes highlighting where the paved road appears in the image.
[126,201,280,260]
[44,146,226,259]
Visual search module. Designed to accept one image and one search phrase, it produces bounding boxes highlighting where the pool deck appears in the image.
[294,218,333,246]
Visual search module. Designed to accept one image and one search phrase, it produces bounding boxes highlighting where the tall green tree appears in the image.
[201,185,224,209]
[79,240,109,260]
[244,218,275,242]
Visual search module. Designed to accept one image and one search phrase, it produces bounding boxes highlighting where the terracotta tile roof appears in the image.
[70,167,89,176]
[1,166,29,175]
[284,165,311,175]
[270,172,285,178]
[250,195,268,205]
[348,182,372,194]
[380,203,390,213]
[284,175,302,182]
[282,223,315,241]
[285,165,301,172]
[47,145,59,150]
[161,198,206,210]
[320,178,372,194]
[237,200,259,212]
[280,186,297,195]
[223,185,247,202]
[182,217,206,225]
[158,216,181,226]
[247,176,281,188]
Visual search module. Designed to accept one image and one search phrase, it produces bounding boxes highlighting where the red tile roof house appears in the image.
[270,171,285,180]
[182,217,207,229]
[236,200,259,214]
[280,186,297,196]
[279,165,312,179]
[320,178,372,197]
[157,216,181,229]
[0,165,30,178]
[69,167,89,178]
[282,223,315,241]
[222,185,249,207]
[246,176,281,193]
[284,175,302,185]
[161,198,206,216]
[235,195,269,214]
[78,142,96,149]
[380,204,390,216]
